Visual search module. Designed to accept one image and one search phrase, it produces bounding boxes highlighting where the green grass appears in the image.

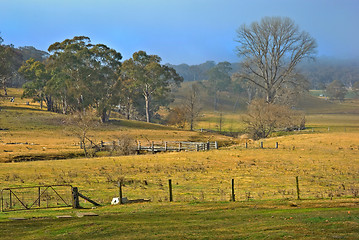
[0,200,358,240]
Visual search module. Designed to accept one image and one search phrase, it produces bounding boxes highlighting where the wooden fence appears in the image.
[136,141,218,153]
[83,140,219,153]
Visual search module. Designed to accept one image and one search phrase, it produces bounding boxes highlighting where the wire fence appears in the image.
[99,175,359,204]
[2,175,357,210]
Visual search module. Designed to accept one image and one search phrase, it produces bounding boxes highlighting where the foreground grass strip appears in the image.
[0,201,358,239]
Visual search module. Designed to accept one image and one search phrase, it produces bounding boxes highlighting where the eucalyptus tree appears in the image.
[18,58,52,110]
[0,36,22,96]
[47,36,122,122]
[235,17,317,103]
[122,51,183,123]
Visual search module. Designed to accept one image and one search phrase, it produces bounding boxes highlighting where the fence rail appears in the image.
[83,140,219,153]
[136,141,218,153]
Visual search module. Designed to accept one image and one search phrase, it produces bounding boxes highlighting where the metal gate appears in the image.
[1,185,72,212]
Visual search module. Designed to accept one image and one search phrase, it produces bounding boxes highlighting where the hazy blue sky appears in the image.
[1,0,358,64]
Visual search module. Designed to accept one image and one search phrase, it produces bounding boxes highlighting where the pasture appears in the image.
[0,88,358,239]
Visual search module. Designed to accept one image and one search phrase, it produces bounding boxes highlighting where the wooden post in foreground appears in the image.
[169,179,173,202]
[245,142,248,148]
[118,181,123,204]
[296,176,300,200]
[260,142,263,149]
[38,187,41,207]
[72,187,80,209]
[275,142,278,149]
[231,179,235,202]
[151,141,154,154]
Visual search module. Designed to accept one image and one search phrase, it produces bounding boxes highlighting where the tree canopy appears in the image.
[122,51,183,122]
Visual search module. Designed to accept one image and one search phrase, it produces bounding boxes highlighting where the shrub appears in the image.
[243,99,305,140]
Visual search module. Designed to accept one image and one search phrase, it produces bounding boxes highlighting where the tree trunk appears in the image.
[144,93,151,123]
[190,117,194,131]
[213,92,218,111]
[126,101,130,120]
[46,96,53,112]
[100,109,110,123]
[62,97,68,114]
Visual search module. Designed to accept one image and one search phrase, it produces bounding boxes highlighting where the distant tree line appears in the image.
[0,36,48,95]
[170,58,359,91]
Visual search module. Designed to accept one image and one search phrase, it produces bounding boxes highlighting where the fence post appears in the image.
[275,142,278,149]
[207,141,210,150]
[296,176,300,200]
[165,142,167,151]
[215,141,218,149]
[101,141,104,148]
[151,141,154,154]
[72,187,80,209]
[196,144,199,152]
[231,179,235,202]
[38,187,41,207]
[138,141,141,151]
[245,142,248,148]
[1,190,3,212]
[169,179,173,202]
[118,181,123,204]
[260,142,263,149]
[9,190,12,209]
[178,142,182,151]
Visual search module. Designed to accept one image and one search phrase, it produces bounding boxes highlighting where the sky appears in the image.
[1,0,359,65]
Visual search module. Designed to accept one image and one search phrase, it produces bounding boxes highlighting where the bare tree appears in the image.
[235,17,317,103]
[66,110,99,157]
[183,83,201,131]
[166,83,202,130]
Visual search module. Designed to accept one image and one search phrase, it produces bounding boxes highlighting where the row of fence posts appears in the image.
[245,142,279,149]
[2,177,302,210]
[114,177,301,204]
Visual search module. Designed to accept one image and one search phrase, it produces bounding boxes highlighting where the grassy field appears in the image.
[0,88,232,163]
[0,88,359,239]
[0,200,358,239]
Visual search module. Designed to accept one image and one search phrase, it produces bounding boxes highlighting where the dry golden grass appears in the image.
[0,88,358,205]
[0,132,358,205]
